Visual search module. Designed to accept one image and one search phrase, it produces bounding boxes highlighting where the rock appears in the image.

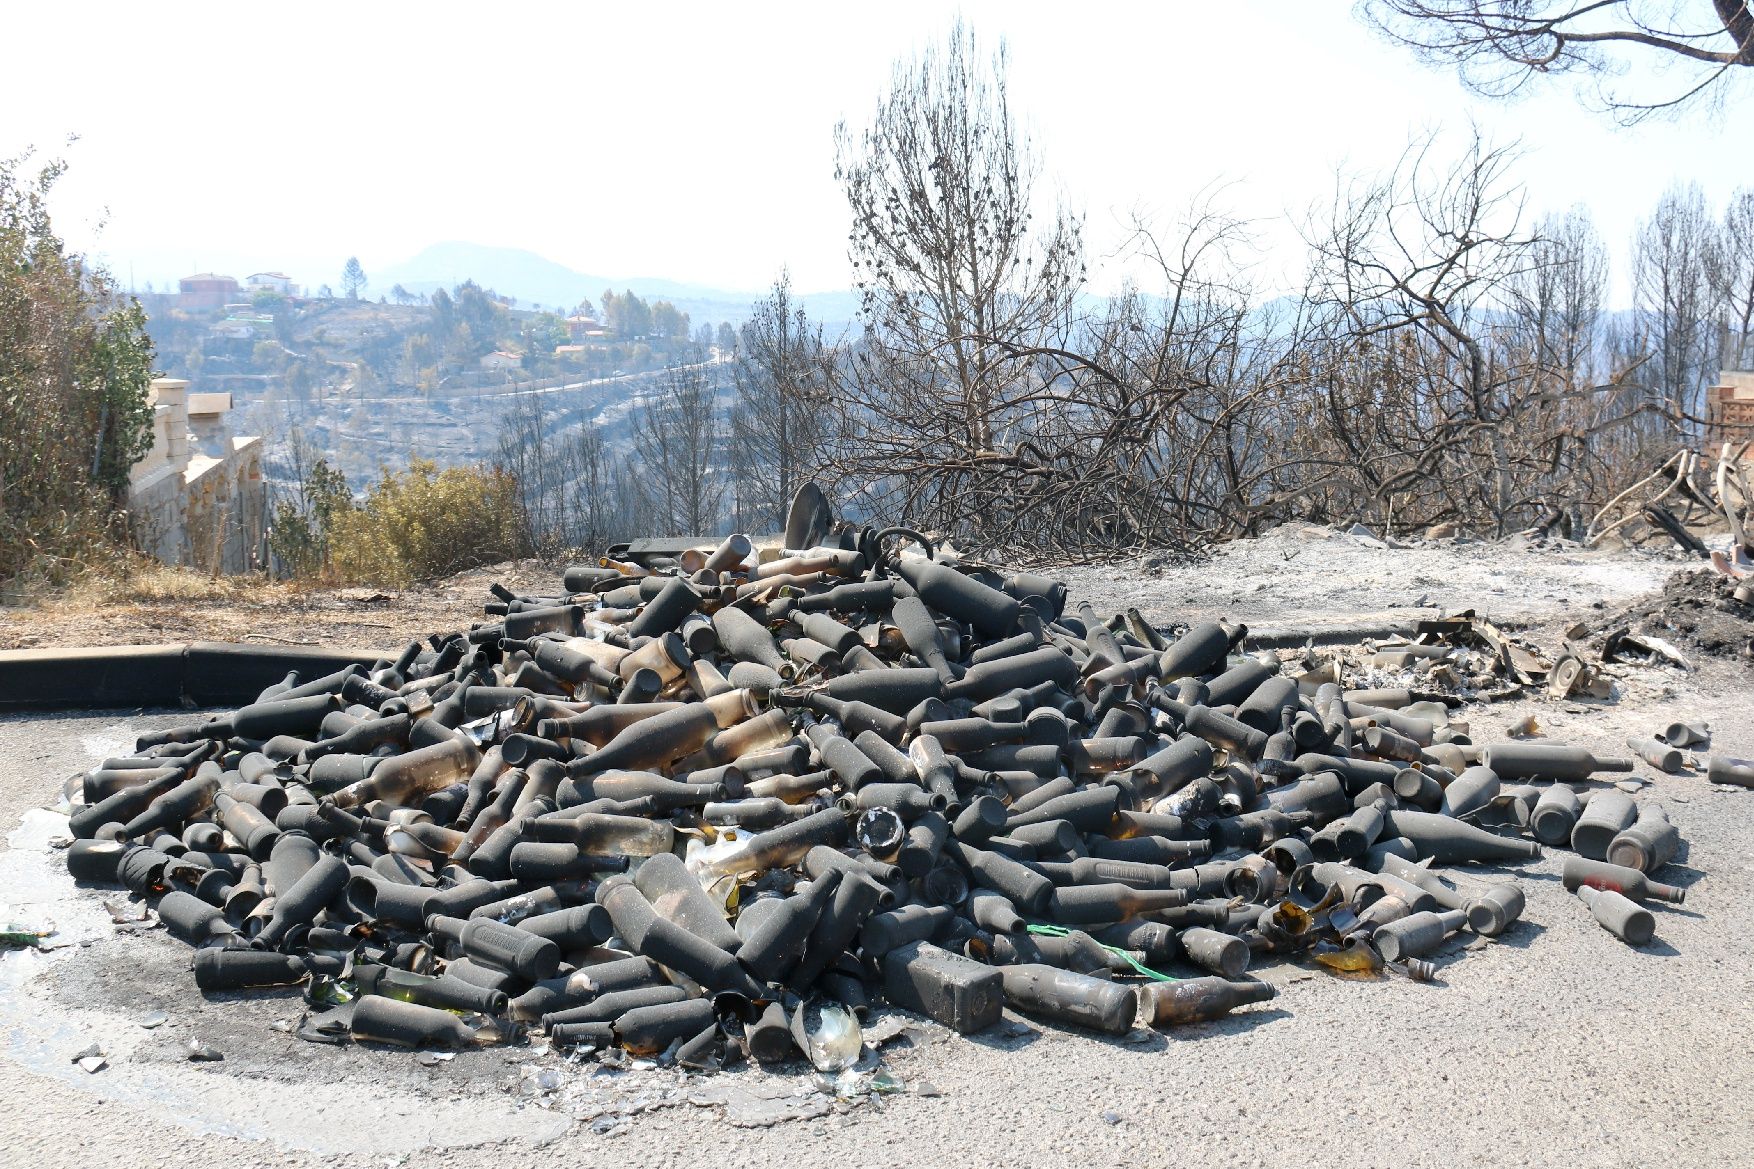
[1347,523,1388,549]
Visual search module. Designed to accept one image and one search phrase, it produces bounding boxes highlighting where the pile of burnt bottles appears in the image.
[58,517,1695,1057]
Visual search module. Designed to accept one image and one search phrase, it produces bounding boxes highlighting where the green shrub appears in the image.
[1,153,156,586]
[328,459,523,585]
[267,456,350,578]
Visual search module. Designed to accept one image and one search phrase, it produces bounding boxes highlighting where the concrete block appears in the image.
[882,940,1002,1034]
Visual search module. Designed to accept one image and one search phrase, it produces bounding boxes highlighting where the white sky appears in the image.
[6,1,1749,305]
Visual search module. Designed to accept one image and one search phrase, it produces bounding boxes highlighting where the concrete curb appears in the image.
[0,642,391,712]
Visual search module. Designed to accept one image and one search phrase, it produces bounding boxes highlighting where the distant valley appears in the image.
[379,241,867,325]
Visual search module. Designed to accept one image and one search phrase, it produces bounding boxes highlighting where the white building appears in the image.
[245,271,295,296]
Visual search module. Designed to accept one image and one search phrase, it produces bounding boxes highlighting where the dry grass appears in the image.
[67,562,272,606]
[14,553,305,611]
[0,556,561,652]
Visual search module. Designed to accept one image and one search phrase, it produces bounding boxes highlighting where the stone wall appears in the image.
[126,378,267,573]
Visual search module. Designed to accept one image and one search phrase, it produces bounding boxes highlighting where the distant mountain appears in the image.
[373,242,604,309]
[371,241,861,331]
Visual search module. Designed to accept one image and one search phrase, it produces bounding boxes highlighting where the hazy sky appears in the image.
[6,1,1749,304]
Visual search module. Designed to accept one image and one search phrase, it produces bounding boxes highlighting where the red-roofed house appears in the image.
[179,273,239,310]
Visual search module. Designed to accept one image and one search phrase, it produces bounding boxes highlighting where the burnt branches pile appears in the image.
[824,81,1671,553]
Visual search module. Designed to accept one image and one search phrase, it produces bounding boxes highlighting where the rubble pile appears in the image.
[1284,611,1555,703]
[1590,568,1754,663]
[52,514,1730,1063]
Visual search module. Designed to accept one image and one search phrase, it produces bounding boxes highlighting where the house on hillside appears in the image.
[245,271,295,296]
[566,314,609,341]
[480,350,521,373]
[211,318,257,340]
[210,310,273,341]
[1707,371,1754,461]
[179,273,239,311]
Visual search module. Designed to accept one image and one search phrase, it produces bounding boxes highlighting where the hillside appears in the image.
[138,291,725,491]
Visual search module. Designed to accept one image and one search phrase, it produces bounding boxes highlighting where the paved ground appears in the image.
[3,544,1751,1169]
